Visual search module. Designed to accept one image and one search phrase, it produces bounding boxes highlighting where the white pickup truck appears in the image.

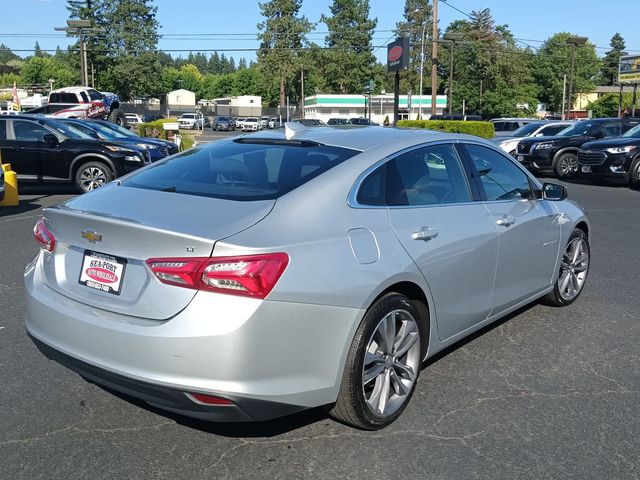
[178,113,205,130]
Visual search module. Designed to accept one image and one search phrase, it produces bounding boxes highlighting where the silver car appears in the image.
[25,127,590,429]
[490,121,573,156]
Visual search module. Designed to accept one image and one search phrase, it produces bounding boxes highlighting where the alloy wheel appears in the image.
[80,167,108,191]
[362,309,421,417]
[558,237,589,301]
[560,155,579,176]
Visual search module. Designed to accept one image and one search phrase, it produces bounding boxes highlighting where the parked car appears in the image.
[25,127,590,429]
[489,121,573,156]
[292,118,325,126]
[490,118,538,137]
[260,116,270,129]
[0,115,149,192]
[327,118,351,125]
[268,117,277,129]
[517,117,640,178]
[349,118,379,126]
[235,117,247,130]
[178,113,205,130]
[241,117,260,131]
[578,123,640,188]
[55,118,173,162]
[93,119,179,157]
[25,86,127,126]
[212,116,236,131]
[125,113,144,125]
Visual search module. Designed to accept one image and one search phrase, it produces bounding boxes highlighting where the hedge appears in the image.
[397,120,495,139]
[137,118,195,151]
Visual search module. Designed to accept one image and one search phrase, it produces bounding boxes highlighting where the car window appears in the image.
[87,89,102,101]
[12,120,50,142]
[507,122,520,131]
[386,144,471,206]
[357,164,386,206]
[49,92,78,103]
[122,140,359,201]
[540,124,567,136]
[493,121,505,132]
[0,119,6,140]
[600,121,622,138]
[464,144,534,201]
[79,91,90,103]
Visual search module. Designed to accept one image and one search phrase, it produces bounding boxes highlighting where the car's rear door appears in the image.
[460,143,561,314]
[385,142,498,341]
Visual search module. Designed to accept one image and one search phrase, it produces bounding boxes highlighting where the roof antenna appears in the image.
[284,121,308,140]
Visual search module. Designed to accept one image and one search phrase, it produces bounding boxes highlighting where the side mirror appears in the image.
[43,133,59,147]
[542,182,567,201]
[593,130,606,139]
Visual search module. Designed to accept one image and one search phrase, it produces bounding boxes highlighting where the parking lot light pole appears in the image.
[443,32,464,116]
[566,36,588,120]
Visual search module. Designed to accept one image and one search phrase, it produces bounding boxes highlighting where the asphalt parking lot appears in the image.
[1,179,639,480]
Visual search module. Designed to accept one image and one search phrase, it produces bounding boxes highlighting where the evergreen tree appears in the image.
[600,33,626,86]
[209,52,221,74]
[320,0,377,94]
[394,0,433,96]
[34,42,44,58]
[257,0,312,107]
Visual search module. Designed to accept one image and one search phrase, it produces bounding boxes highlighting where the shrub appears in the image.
[138,118,194,151]
[397,120,495,139]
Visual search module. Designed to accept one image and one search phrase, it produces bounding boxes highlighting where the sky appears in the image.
[4,0,640,63]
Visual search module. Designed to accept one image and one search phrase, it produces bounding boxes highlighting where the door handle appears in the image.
[15,146,24,151]
[496,215,516,227]
[412,227,439,241]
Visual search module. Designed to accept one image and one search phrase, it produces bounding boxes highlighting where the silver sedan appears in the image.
[25,126,590,429]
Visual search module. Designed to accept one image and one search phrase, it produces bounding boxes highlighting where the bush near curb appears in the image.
[397,120,495,139]
[137,119,195,151]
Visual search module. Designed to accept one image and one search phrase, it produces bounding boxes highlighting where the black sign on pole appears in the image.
[388,38,409,126]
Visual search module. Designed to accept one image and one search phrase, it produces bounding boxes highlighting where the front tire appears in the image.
[542,228,590,306]
[554,152,579,178]
[108,108,128,127]
[629,158,640,189]
[75,162,113,193]
[329,293,425,430]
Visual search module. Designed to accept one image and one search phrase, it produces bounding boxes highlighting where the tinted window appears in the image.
[600,121,622,138]
[559,122,598,136]
[386,144,471,206]
[540,124,567,136]
[357,165,386,206]
[50,92,78,103]
[122,140,359,200]
[79,91,90,103]
[13,120,50,141]
[87,89,102,101]
[493,122,505,132]
[506,122,520,131]
[464,144,534,201]
[512,123,543,136]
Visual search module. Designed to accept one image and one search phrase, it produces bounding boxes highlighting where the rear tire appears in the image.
[329,293,425,430]
[108,108,128,127]
[554,152,578,178]
[75,162,113,193]
[542,228,589,307]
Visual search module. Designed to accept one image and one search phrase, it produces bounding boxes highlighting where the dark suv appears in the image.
[0,115,150,192]
[212,116,235,131]
[578,123,640,188]
[516,118,640,178]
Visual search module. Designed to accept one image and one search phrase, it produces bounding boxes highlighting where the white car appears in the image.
[242,117,260,131]
[125,113,144,125]
[178,113,204,130]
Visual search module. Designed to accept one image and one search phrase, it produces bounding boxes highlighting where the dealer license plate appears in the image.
[78,250,127,295]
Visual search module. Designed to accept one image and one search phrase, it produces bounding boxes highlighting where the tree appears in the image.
[586,92,634,118]
[394,0,433,96]
[320,0,377,94]
[20,57,77,87]
[600,33,626,86]
[34,42,44,58]
[99,53,162,100]
[257,0,312,107]
[533,33,600,112]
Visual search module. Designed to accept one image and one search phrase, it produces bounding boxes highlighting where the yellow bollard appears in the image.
[0,163,19,207]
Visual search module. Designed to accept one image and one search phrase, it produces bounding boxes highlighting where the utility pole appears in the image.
[633,83,638,117]
[443,32,463,116]
[566,36,588,120]
[418,20,427,120]
[430,0,439,118]
[561,74,567,120]
[300,66,304,119]
[55,19,101,87]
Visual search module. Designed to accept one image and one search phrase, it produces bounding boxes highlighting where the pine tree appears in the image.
[257,0,312,107]
[320,0,377,94]
[238,58,248,70]
[34,41,44,58]
[600,33,626,86]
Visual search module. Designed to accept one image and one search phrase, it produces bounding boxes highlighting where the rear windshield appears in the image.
[50,92,79,103]
[122,139,359,200]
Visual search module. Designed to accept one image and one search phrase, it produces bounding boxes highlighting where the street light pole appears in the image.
[566,36,588,120]
[443,32,463,117]
[430,0,439,118]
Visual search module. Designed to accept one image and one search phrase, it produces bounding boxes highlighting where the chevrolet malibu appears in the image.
[25,127,590,429]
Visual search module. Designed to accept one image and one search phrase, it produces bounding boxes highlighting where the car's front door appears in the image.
[5,119,48,178]
[385,143,499,341]
[461,143,561,314]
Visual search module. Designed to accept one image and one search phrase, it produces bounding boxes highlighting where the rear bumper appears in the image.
[24,252,362,421]
[30,334,304,422]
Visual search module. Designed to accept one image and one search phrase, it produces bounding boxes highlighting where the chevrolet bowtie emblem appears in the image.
[81,230,102,243]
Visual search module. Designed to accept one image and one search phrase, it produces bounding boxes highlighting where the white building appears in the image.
[167,89,196,107]
[199,95,262,116]
[303,94,448,124]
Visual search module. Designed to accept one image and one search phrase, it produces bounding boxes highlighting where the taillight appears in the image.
[34,218,55,252]
[185,392,233,406]
[146,253,289,299]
